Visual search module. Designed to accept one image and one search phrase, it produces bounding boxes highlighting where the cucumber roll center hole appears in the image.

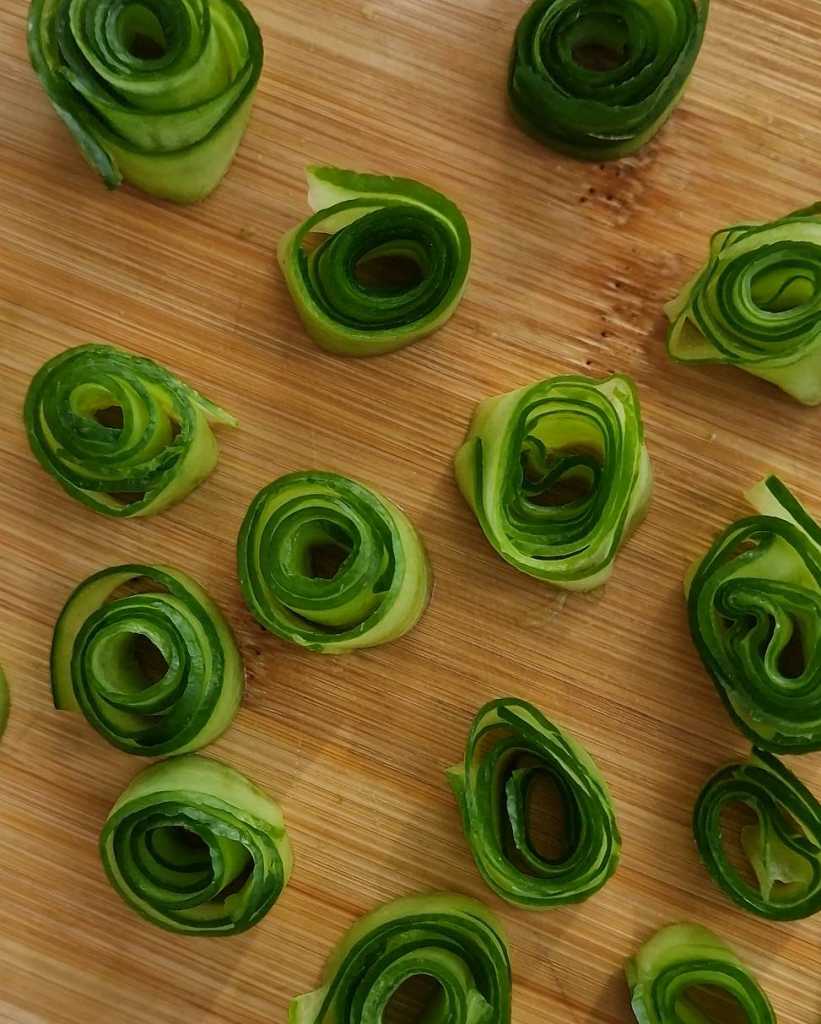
[129,632,169,687]
[384,976,444,1024]
[94,405,124,430]
[751,614,807,679]
[309,541,351,580]
[572,41,628,71]
[528,471,594,506]
[121,5,168,59]
[677,986,751,1024]
[354,254,424,292]
[298,521,355,581]
[777,619,806,679]
[161,825,210,861]
[569,14,630,71]
[129,32,165,58]
[521,439,601,507]
[718,801,761,891]
[521,768,572,862]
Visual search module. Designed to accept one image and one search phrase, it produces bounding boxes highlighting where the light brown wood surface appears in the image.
[1,0,820,1020]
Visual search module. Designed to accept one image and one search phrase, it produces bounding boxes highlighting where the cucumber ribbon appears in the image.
[27,0,263,202]
[237,471,432,652]
[686,475,821,753]
[447,698,620,908]
[667,203,821,404]
[694,749,821,921]
[508,0,709,160]
[290,893,511,1024]
[454,373,652,591]
[100,755,292,934]
[626,923,776,1024]
[24,344,236,518]
[52,564,244,756]
[278,166,471,356]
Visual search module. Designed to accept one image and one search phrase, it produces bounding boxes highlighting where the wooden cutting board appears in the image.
[0,0,819,1020]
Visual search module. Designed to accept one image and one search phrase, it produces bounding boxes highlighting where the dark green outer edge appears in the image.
[99,760,289,937]
[51,563,242,756]
[282,167,471,356]
[693,749,821,921]
[463,373,647,585]
[294,896,511,1024]
[687,477,821,754]
[626,924,777,1024]
[24,343,234,518]
[450,697,621,908]
[665,204,821,369]
[27,0,263,190]
[236,470,431,651]
[508,0,709,161]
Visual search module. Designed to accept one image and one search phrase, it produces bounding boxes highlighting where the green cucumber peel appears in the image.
[454,372,652,591]
[694,748,821,921]
[100,754,292,935]
[27,0,263,202]
[447,697,620,908]
[508,0,709,160]
[667,203,821,404]
[278,166,471,356]
[237,470,432,653]
[687,475,821,753]
[51,563,244,756]
[626,922,776,1024]
[24,343,236,518]
[289,892,511,1024]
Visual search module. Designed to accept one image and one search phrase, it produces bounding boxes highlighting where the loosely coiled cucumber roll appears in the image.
[447,698,620,908]
[100,755,292,935]
[454,373,652,590]
[52,564,243,756]
[278,166,471,356]
[626,923,776,1024]
[237,471,431,652]
[290,893,511,1024]
[667,203,821,404]
[24,344,236,517]
[27,0,263,202]
[509,0,709,159]
[686,475,821,753]
[694,749,821,921]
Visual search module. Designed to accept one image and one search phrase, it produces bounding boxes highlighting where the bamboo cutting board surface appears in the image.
[0,0,820,1020]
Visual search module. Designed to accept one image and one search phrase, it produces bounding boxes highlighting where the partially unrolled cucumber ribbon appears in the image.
[686,475,821,753]
[24,344,236,518]
[454,373,652,591]
[27,0,263,202]
[290,893,511,1024]
[694,749,821,921]
[626,923,776,1024]
[278,166,471,356]
[52,564,243,755]
[447,698,620,908]
[667,203,821,404]
[101,755,292,935]
[508,0,708,160]
[237,471,432,652]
